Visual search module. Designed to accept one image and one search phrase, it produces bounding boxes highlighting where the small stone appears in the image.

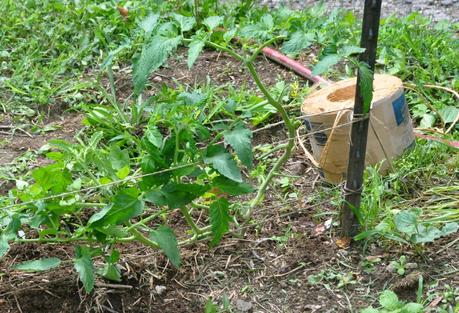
[153,76,162,82]
[405,262,418,269]
[155,285,167,295]
[236,299,253,312]
[441,0,453,5]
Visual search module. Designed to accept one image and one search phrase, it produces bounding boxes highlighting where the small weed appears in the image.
[389,255,407,276]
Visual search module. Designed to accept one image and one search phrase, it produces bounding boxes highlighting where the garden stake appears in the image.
[341,0,383,237]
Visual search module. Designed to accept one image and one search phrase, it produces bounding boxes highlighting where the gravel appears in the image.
[259,0,459,22]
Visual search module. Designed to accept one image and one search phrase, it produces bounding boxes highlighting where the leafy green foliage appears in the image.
[74,246,95,293]
[361,290,424,313]
[210,198,231,246]
[312,55,342,76]
[203,16,223,31]
[281,31,314,56]
[188,39,206,68]
[358,62,374,114]
[172,13,196,32]
[223,124,253,168]
[133,35,182,95]
[12,258,61,272]
[204,145,243,182]
[150,226,181,267]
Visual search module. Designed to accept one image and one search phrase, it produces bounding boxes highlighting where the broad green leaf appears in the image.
[0,235,9,258]
[178,91,206,105]
[212,177,253,195]
[420,113,436,128]
[203,16,223,31]
[188,39,205,69]
[74,247,95,293]
[402,302,424,313]
[172,13,195,32]
[12,257,61,272]
[205,299,218,313]
[358,62,374,114]
[281,31,314,55]
[133,35,181,95]
[210,198,230,246]
[145,126,163,148]
[3,215,21,240]
[204,145,242,182]
[97,263,121,282]
[150,226,180,267]
[439,106,459,124]
[312,54,342,76]
[340,46,365,56]
[88,204,112,224]
[160,183,210,209]
[116,165,130,179]
[139,13,159,34]
[379,290,400,310]
[413,225,440,243]
[144,189,168,206]
[109,146,130,170]
[395,211,418,235]
[223,28,237,42]
[440,222,459,237]
[223,125,253,168]
[106,188,144,224]
[90,188,143,225]
[95,225,129,238]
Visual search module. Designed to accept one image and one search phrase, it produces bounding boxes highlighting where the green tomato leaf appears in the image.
[223,28,237,42]
[150,226,180,267]
[172,13,195,32]
[12,257,61,272]
[281,31,314,55]
[379,290,400,310]
[212,176,253,195]
[223,124,253,168]
[133,35,181,95]
[187,39,205,69]
[109,145,130,170]
[209,198,231,246]
[160,183,210,209]
[203,16,223,31]
[358,62,374,114]
[97,263,121,282]
[90,188,143,225]
[145,126,163,148]
[204,145,242,182]
[312,54,342,76]
[74,246,95,293]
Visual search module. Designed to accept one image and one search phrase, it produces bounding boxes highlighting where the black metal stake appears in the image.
[341,0,383,237]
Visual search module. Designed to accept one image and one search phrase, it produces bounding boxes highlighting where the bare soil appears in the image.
[0,50,458,313]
